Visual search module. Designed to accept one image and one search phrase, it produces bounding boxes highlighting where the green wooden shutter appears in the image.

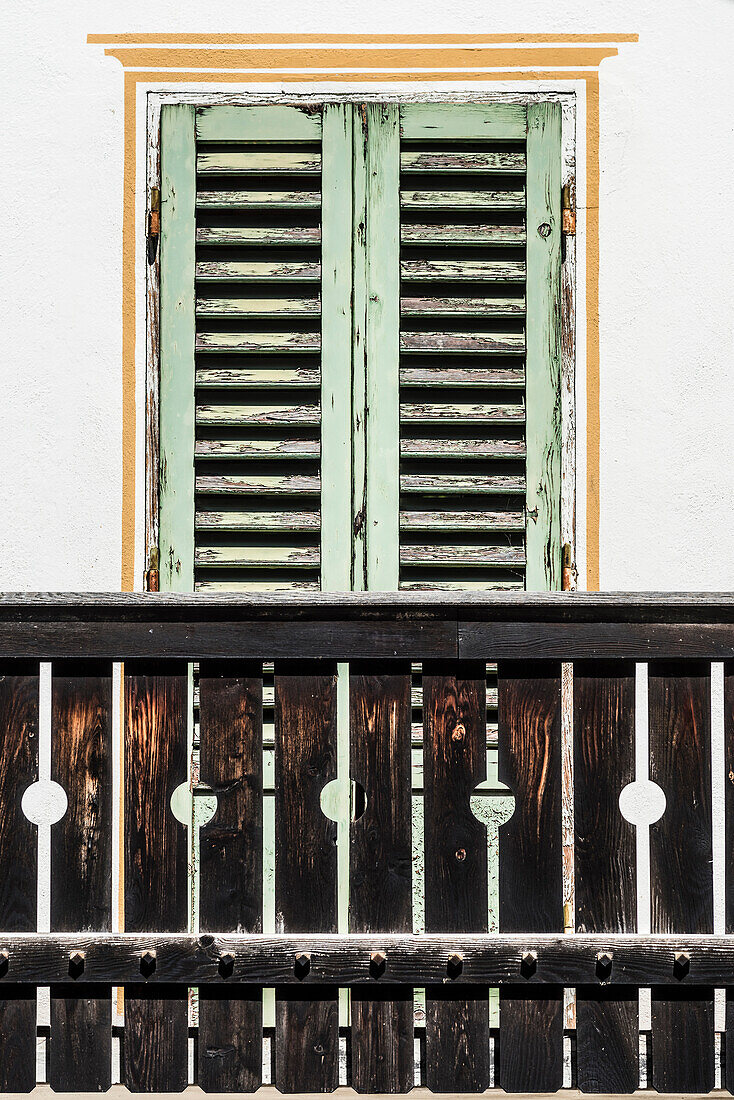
[158,100,561,596]
[394,102,561,592]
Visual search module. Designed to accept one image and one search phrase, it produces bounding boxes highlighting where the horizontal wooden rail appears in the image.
[1,933,733,986]
[2,591,734,657]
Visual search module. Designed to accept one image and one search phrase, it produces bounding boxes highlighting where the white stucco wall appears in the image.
[1,0,733,593]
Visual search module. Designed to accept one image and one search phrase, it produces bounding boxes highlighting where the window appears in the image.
[157,100,563,594]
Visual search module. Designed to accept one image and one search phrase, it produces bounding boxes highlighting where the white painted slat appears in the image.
[400,402,524,424]
[401,223,525,245]
[196,474,321,495]
[196,404,320,427]
[400,437,525,459]
[400,509,524,531]
[196,297,320,317]
[400,296,525,316]
[401,188,525,209]
[197,151,321,174]
[196,226,321,246]
[196,367,320,388]
[401,150,526,173]
[400,473,525,495]
[400,332,524,355]
[196,332,321,353]
[196,510,320,531]
[197,190,321,208]
[401,259,525,282]
[400,544,525,566]
[195,545,320,568]
[195,439,320,459]
[399,366,524,388]
[196,261,321,282]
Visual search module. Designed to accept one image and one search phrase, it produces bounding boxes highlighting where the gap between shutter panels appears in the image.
[193,126,323,592]
[398,122,527,592]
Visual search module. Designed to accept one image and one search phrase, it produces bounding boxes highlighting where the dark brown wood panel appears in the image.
[573,661,638,1093]
[497,661,563,1093]
[0,664,38,1093]
[649,661,714,1094]
[274,664,338,1092]
[124,662,188,1093]
[350,666,413,1093]
[725,662,734,1092]
[50,662,113,1091]
[198,664,263,1093]
[423,663,489,1092]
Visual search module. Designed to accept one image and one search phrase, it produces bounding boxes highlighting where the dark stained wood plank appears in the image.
[274,664,338,1092]
[649,661,714,1094]
[5,930,734,985]
[0,665,38,1093]
[422,662,489,1092]
[124,662,188,1093]
[573,661,638,1093]
[350,665,413,1093]
[725,662,734,1093]
[198,664,263,1093]
[50,662,113,1091]
[497,660,563,1093]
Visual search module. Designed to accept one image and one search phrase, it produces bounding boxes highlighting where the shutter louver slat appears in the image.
[398,108,528,591]
[194,109,323,591]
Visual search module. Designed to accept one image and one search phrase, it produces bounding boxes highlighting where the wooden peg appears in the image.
[218,951,235,978]
[674,951,690,979]
[69,950,85,979]
[595,950,612,981]
[447,952,463,979]
[294,952,311,979]
[140,948,157,978]
[370,950,387,978]
[521,949,538,978]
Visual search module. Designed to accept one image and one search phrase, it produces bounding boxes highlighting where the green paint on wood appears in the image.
[364,104,401,591]
[321,104,354,593]
[159,103,196,593]
[195,104,322,143]
[400,102,527,141]
[525,101,562,592]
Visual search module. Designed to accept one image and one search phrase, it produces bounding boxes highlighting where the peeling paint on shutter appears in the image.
[397,102,560,592]
[193,106,324,592]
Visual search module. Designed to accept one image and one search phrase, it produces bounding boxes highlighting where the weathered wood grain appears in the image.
[1,931,734,985]
[573,662,637,1093]
[497,661,563,1092]
[725,661,734,1092]
[50,663,113,1092]
[274,665,339,1092]
[423,664,489,1092]
[350,667,413,1093]
[0,664,38,1092]
[124,663,188,1093]
[649,662,714,1094]
[198,665,263,1093]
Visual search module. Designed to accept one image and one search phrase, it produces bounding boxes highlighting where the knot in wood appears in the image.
[447,952,463,979]
[451,724,465,742]
[595,950,613,982]
[455,847,467,862]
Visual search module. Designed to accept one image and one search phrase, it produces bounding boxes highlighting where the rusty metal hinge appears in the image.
[144,546,160,592]
[147,187,160,262]
[561,182,576,237]
[561,542,577,591]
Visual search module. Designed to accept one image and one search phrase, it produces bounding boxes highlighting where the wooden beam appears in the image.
[2,933,734,986]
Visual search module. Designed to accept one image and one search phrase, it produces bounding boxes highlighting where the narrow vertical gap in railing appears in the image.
[274,662,339,1092]
[198,663,263,1092]
[496,659,564,1092]
[574,659,638,1092]
[0,661,39,1091]
[49,661,113,1090]
[423,662,490,1092]
[649,660,714,1092]
[722,658,734,1092]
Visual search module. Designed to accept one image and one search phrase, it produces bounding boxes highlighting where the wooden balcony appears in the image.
[0,592,733,1094]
